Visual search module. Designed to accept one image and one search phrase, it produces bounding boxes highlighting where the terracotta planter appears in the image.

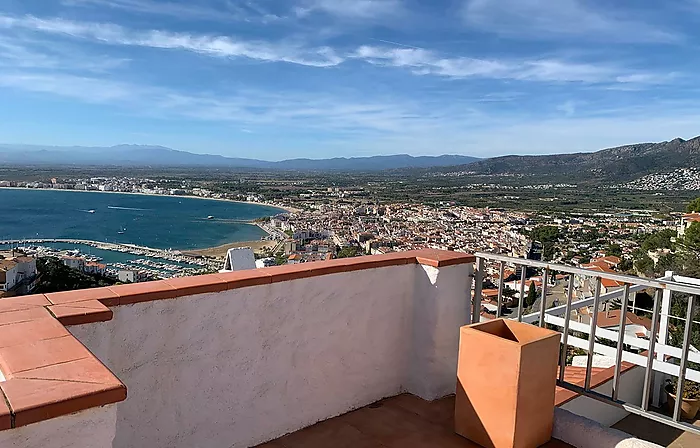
[455,319,561,448]
[665,384,700,420]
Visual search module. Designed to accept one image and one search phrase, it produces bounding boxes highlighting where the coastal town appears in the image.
[1,174,697,303]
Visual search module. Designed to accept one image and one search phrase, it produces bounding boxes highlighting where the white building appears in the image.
[220,247,256,272]
[0,259,19,291]
[678,213,700,236]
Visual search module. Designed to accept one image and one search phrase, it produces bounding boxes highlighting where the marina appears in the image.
[0,238,221,278]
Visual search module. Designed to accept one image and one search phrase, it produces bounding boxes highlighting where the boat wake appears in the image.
[108,206,149,211]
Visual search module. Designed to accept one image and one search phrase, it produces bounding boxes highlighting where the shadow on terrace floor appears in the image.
[613,412,700,448]
[255,394,572,448]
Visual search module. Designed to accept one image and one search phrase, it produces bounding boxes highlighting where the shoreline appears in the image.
[0,186,300,214]
[0,187,292,257]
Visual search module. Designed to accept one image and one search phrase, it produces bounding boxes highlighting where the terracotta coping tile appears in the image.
[0,378,126,428]
[0,295,50,314]
[164,274,230,296]
[12,357,121,385]
[0,307,52,327]
[555,362,638,407]
[0,397,9,430]
[0,317,69,349]
[48,301,113,326]
[45,287,120,307]
[0,334,91,376]
[107,280,179,305]
[217,269,273,290]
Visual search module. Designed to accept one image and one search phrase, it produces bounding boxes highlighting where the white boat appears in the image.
[88,210,95,214]
[206,216,214,220]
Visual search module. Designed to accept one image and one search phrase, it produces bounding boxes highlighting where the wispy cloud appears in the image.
[351,46,672,85]
[0,36,129,72]
[62,0,284,23]
[0,14,343,67]
[463,0,680,43]
[0,69,452,135]
[295,0,403,19]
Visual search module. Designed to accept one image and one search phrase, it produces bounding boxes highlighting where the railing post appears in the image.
[558,275,575,381]
[539,268,550,328]
[496,261,505,318]
[585,277,602,391]
[612,284,631,401]
[656,271,673,362]
[518,266,526,322]
[472,257,484,324]
[674,295,696,422]
[642,289,662,411]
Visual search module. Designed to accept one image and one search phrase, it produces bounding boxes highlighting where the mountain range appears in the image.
[0,144,479,171]
[438,136,700,181]
[2,136,699,179]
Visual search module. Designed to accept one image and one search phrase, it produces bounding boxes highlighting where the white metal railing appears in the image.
[473,252,700,435]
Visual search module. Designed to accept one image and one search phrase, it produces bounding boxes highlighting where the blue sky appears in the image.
[1,0,699,160]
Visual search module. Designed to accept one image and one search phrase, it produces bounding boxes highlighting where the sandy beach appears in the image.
[0,186,300,214]
[182,240,277,258]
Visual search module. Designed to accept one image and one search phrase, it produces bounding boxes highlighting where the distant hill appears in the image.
[0,144,479,171]
[441,136,700,182]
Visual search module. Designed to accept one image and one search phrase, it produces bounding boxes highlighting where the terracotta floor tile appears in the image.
[342,399,436,443]
[0,334,91,375]
[0,307,52,326]
[0,377,126,428]
[0,317,69,348]
[44,286,120,306]
[255,394,573,448]
[386,394,456,429]
[278,419,385,448]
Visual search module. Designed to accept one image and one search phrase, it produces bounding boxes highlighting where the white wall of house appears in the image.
[0,405,117,448]
[70,262,472,448]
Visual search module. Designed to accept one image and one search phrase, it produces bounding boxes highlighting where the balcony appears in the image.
[0,250,681,447]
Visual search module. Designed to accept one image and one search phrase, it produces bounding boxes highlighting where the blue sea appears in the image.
[0,189,283,250]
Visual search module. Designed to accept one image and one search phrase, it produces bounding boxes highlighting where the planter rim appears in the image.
[464,318,560,347]
[664,383,700,403]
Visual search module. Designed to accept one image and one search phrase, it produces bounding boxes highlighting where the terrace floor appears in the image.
[612,413,700,447]
[255,394,572,448]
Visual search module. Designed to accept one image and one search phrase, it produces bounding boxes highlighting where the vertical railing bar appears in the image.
[539,268,550,328]
[612,284,631,401]
[496,261,505,318]
[642,289,662,411]
[585,277,602,391]
[673,295,696,422]
[518,265,526,322]
[473,257,484,324]
[559,275,576,381]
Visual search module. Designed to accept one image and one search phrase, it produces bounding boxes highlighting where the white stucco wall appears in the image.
[0,405,117,448]
[70,262,472,448]
[561,366,646,427]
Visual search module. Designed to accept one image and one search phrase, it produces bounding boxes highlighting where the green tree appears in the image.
[686,197,700,213]
[685,222,700,251]
[606,243,623,258]
[525,282,538,308]
[34,257,115,294]
[337,246,359,258]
